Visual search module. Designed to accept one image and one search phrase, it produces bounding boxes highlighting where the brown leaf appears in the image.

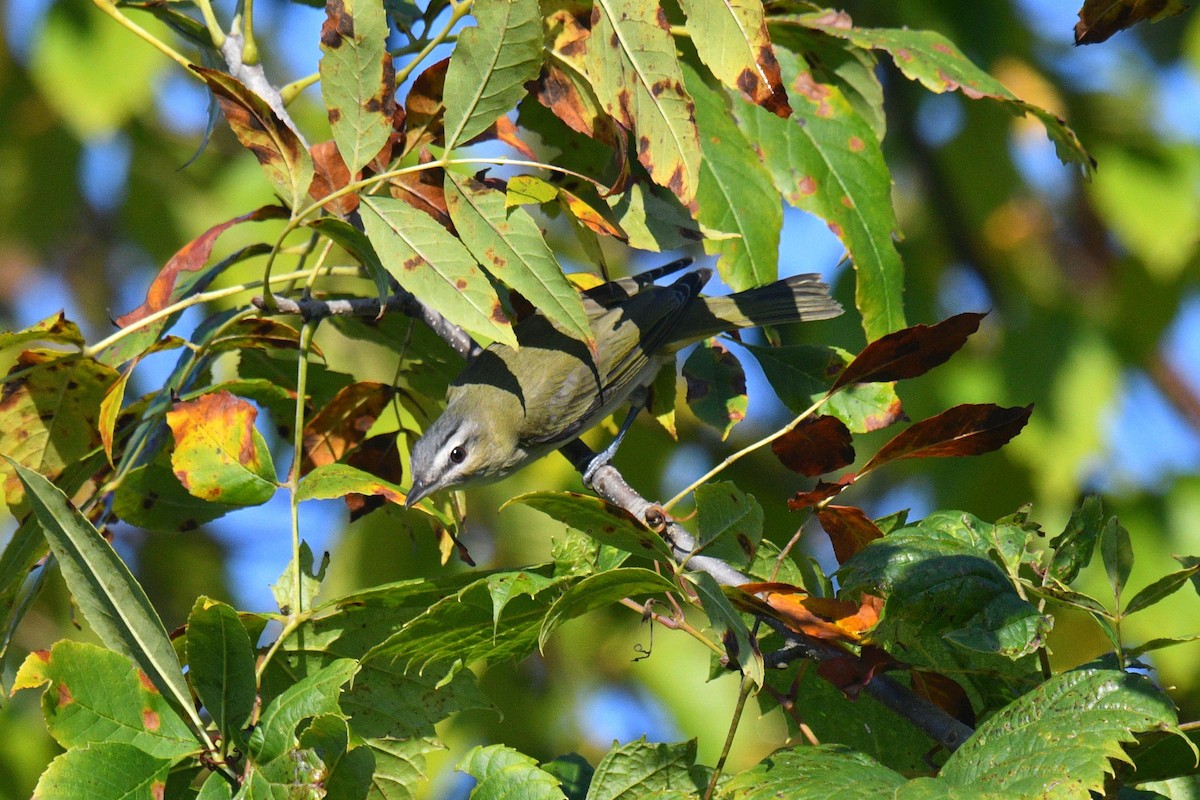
[910,670,975,726]
[1075,0,1190,44]
[366,105,408,175]
[817,504,884,564]
[760,588,881,643]
[116,207,288,328]
[787,475,854,510]
[343,433,403,521]
[489,116,538,159]
[816,644,894,697]
[300,382,394,473]
[771,415,855,477]
[405,58,449,154]
[831,312,986,392]
[559,187,627,239]
[389,162,450,227]
[308,140,359,216]
[859,403,1033,476]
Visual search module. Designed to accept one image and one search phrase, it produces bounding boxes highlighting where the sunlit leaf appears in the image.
[32,743,175,800]
[457,744,567,800]
[831,312,985,391]
[249,658,357,764]
[858,404,1033,476]
[0,311,85,352]
[505,491,673,560]
[693,481,763,567]
[678,0,790,115]
[166,391,277,506]
[539,568,676,650]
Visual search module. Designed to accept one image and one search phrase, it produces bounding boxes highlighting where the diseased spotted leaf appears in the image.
[678,0,790,115]
[858,403,1033,476]
[1075,0,1191,44]
[831,312,985,392]
[443,0,543,149]
[360,194,516,347]
[166,391,277,506]
[771,415,855,477]
[300,381,393,473]
[307,139,359,216]
[113,456,239,531]
[694,481,763,567]
[319,0,395,175]
[683,340,747,440]
[0,311,85,352]
[537,9,618,141]
[405,57,449,152]
[817,504,884,563]
[193,67,314,209]
[585,0,702,209]
[444,173,593,348]
[733,48,905,340]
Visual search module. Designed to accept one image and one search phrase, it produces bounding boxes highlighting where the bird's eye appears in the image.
[450,446,467,464]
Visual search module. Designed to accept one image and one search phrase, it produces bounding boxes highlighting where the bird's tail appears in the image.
[675,273,843,343]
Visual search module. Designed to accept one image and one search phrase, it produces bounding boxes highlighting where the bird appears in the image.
[404,260,842,507]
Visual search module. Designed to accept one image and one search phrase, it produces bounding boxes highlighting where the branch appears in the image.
[252,290,482,361]
[561,440,975,753]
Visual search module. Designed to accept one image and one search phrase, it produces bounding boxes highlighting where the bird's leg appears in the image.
[583,386,649,485]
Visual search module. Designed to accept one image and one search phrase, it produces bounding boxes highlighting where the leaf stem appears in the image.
[240,0,260,65]
[90,0,196,72]
[704,674,754,800]
[290,321,316,616]
[191,0,228,48]
[394,0,474,87]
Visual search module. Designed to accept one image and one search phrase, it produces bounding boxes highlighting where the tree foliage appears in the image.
[1,0,1199,796]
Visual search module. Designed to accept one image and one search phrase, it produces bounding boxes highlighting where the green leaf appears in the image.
[487,571,560,633]
[457,744,567,800]
[361,734,443,800]
[270,541,329,615]
[693,482,763,568]
[938,669,1179,798]
[688,572,764,687]
[0,310,85,351]
[308,216,391,300]
[197,772,235,800]
[733,49,905,341]
[319,0,394,175]
[542,754,594,800]
[539,568,676,649]
[444,172,593,347]
[720,745,906,798]
[249,658,357,764]
[743,343,903,433]
[1125,563,1200,615]
[112,455,240,532]
[1101,516,1134,601]
[1048,495,1105,585]
[443,0,542,149]
[585,0,702,209]
[12,640,198,758]
[8,459,203,734]
[360,194,517,347]
[166,391,277,506]
[678,0,789,116]
[32,742,175,800]
[683,64,782,291]
[793,16,1094,174]
[587,738,707,800]
[193,67,315,210]
[1126,633,1200,659]
[683,340,747,440]
[505,491,674,560]
[186,597,257,743]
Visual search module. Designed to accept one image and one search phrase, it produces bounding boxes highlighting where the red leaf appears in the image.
[859,403,1033,475]
[831,312,986,391]
[309,140,359,216]
[817,505,884,564]
[771,415,855,477]
[787,476,853,510]
[116,206,288,327]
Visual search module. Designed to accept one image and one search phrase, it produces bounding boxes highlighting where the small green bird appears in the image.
[404,262,842,507]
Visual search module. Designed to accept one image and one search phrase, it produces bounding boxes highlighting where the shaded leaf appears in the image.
[271,541,329,616]
[444,172,593,347]
[858,404,1033,476]
[689,572,764,686]
[541,754,594,800]
[301,381,393,473]
[186,597,257,743]
[297,461,408,506]
[443,0,543,149]
[115,205,286,328]
[694,481,763,567]
[1101,515,1134,601]
[787,477,852,510]
[193,67,315,209]
[1075,0,1191,44]
[506,491,672,560]
[205,318,309,356]
[831,312,985,392]
[112,455,239,532]
[538,567,674,649]
[1174,554,1200,596]
[308,216,391,300]
[1047,495,1105,586]
[307,139,359,216]
[683,340,747,440]
[166,391,277,506]
[319,0,395,175]
[585,0,702,209]
[342,434,405,520]
[1126,633,1200,659]
[249,658,357,764]
[536,10,618,142]
[772,415,855,477]
[12,640,198,758]
[405,57,449,152]
[678,0,789,115]
[817,504,883,563]
[360,194,517,347]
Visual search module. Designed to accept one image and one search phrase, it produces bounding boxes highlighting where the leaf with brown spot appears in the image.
[112,455,239,532]
[166,391,277,506]
[858,403,1033,476]
[818,504,884,563]
[205,317,313,356]
[0,311,85,352]
[405,58,449,153]
[832,312,985,391]
[308,140,359,216]
[772,415,855,477]
[1075,0,1190,44]
[319,0,395,175]
[537,9,622,143]
[683,340,748,440]
[300,381,393,474]
[342,433,403,520]
[677,0,791,116]
[585,0,702,210]
[0,351,117,505]
[193,67,315,209]
[389,164,451,227]
[115,205,286,329]
[444,172,594,349]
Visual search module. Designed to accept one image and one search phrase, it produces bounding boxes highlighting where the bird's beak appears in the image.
[404,476,432,510]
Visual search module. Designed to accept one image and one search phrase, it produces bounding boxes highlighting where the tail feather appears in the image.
[675,273,842,342]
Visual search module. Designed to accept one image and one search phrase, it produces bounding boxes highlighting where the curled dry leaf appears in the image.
[817,504,884,564]
[832,311,986,392]
[771,415,855,477]
[858,403,1034,476]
